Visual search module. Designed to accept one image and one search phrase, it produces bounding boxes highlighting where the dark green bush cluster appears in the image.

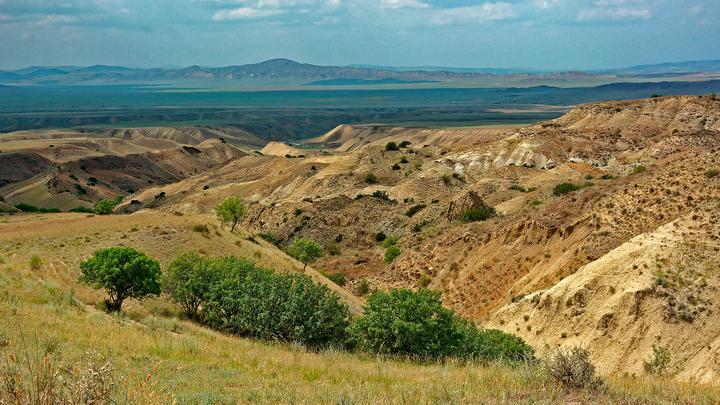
[460,206,496,223]
[70,206,95,213]
[94,196,124,215]
[385,142,399,151]
[14,203,61,213]
[163,254,349,348]
[347,289,534,363]
[552,182,583,196]
[405,203,427,217]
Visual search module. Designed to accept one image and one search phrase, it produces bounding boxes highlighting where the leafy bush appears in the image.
[399,156,409,164]
[216,196,247,232]
[398,141,411,148]
[509,185,527,192]
[381,235,399,248]
[385,142,399,151]
[460,207,496,222]
[29,254,42,270]
[203,259,349,348]
[544,346,603,390]
[94,197,122,215]
[375,232,387,242]
[327,272,347,286]
[162,253,215,320]
[14,203,61,213]
[705,169,719,178]
[644,345,671,376]
[79,247,161,312]
[347,289,533,362]
[391,163,401,171]
[553,182,582,196]
[528,199,543,207]
[372,190,390,200]
[365,173,378,184]
[632,165,647,175]
[461,328,534,363]
[288,238,323,270]
[384,246,401,263]
[347,289,463,359]
[405,204,427,217]
[70,206,95,213]
[357,279,370,295]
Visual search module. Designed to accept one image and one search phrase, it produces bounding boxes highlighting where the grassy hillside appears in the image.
[1,212,719,403]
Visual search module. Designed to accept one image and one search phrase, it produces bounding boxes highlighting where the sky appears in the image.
[0,0,718,70]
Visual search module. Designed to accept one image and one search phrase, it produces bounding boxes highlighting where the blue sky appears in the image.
[0,0,718,70]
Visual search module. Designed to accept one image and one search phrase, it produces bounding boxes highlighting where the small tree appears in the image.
[94,199,116,215]
[288,238,323,271]
[385,141,399,151]
[162,252,215,320]
[79,247,161,312]
[216,196,247,232]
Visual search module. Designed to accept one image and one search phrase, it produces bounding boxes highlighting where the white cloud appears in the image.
[430,2,516,25]
[380,0,429,10]
[577,6,651,21]
[212,7,285,20]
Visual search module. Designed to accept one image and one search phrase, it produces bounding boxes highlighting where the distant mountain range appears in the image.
[1,58,719,85]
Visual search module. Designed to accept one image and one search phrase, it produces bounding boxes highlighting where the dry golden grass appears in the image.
[0,212,719,404]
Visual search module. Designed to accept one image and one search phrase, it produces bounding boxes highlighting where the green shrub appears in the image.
[399,156,409,164]
[528,199,543,207]
[509,185,527,192]
[553,182,582,196]
[632,165,647,175]
[381,235,399,248]
[70,206,94,213]
[203,259,349,348]
[375,232,387,242]
[399,141,411,148]
[29,254,42,270]
[405,204,426,217]
[79,247,161,312]
[357,278,370,296]
[0,195,4,202]
[418,273,431,288]
[347,289,533,362]
[371,190,390,200]
[384,246,401,263]
[14,203,60,213]
[162,252,215,320]
[94,197,122,215]
[385,142,399,151]
[705,169,719,178]
[365,173,378,184]
[288,238,323,270]
[327,272,347,286]
[644,345,671,376]
[460,207,496,223]
[391,163,401,171]
[216,196,247,232]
